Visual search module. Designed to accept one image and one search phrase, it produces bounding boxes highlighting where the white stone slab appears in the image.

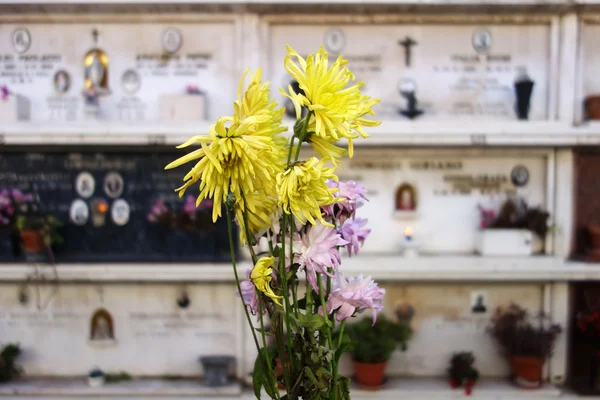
[0,378,241,396]
[0,94,30,121]
[268,23,551,121]
[0,283,240,376]
[331,148,547,254]
[0,22,237,122]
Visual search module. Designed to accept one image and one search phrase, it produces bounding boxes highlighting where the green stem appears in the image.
[225,206,277,398]
[306,271,313,318]
[279,213,294,392]
[317,277,334,352]
[337,320,346,349]
[293,114,311,163]
[257,292,279,398]
[287,135,296,165]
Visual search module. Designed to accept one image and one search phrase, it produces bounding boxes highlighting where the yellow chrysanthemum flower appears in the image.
[276,157,340,227]
[251,256,282,306]
[165,69,287,222]
[235,189,277,244]
[281,45,381,158]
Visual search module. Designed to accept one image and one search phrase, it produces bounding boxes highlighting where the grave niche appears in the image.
[0,149,235,263]
[574,150,600,261]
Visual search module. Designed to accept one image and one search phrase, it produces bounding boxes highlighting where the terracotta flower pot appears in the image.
[589,226,600,250]
[19,230,45,253]
[510,356,544,389]
[586,96,600,120]
[353,360,387,389]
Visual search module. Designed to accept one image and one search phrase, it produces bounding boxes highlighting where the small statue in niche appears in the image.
[514,68,534,120]
[471,294,487,314]
[82,49,111,112]
[90,309,115,341]
[398,78,423,120]
[395,183,417,211]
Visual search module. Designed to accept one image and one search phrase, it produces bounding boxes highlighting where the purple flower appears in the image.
[1,85,8,101]
[325,272,385,325]
[295,222,347,292]
[11,189,24,203]
[321,180,368,223]
[184,195,197,214]
[238,270,267,319]
[338,218,371,257]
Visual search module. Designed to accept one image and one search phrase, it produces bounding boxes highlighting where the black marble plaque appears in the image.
[0,149,236,263]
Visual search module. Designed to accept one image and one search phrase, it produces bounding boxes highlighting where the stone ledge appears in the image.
[0,378,241,397]
[3,256,600,282]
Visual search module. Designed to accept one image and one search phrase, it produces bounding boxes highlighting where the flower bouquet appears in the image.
[166,46,382,400]
[448,352,479,396]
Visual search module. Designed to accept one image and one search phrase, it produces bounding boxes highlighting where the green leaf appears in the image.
[334,333,353,363]
[297,314,330,331]
[252,354,264,399]
[334,376,351,400]
[252,347,278,400]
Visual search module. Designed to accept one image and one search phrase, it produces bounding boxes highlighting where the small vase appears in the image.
[514,79,534,120]
[199,356,235,387]
[586,96,600,120]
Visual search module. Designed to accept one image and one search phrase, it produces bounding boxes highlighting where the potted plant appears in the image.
[88,367,105,387]
[0,343,22,383]
[345,314,412,389]
[477,198,551,256]
[488,304,561,389]
[448,352,479,395]
[12,193,62,260]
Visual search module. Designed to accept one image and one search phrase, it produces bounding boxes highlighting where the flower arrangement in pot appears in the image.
[0,343,22,383]
[165,45,383,399]
[488,304,561,389]
[88,367,105,387]
[344,315,412,389]
[448,352,479,395]
[477,198,552,256]
[13,194,62,260]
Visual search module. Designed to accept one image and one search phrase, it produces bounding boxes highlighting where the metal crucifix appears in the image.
[398,36,417,67]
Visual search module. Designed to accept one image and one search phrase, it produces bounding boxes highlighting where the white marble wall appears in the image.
[0,280,544,378]
[0,283,240,376]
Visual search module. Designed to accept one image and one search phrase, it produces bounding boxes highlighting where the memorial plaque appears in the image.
[341,150,546,253]
[0,23,236,121]
[0,149,234,262]
[269,24,550,120]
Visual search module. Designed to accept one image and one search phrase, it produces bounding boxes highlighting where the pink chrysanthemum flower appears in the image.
[325,272,385,324]
[338,217,371,257]
[321,180,368,223]
[295,222,347,292]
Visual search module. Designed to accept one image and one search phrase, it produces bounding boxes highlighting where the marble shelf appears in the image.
[1,257,600,282]
[0,377,565,399]
[3,120,600,147]
[0,378,242,397]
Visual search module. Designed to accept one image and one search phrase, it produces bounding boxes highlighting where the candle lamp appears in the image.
[403,226,420,257]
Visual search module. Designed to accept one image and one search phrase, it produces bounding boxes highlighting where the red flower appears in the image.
[465,386,472,396]
[449,378,460,389]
